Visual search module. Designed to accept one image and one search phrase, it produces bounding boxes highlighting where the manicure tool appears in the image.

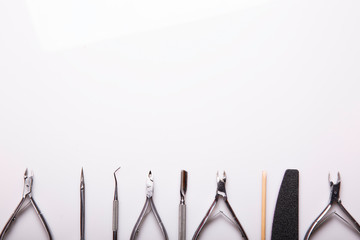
[113,167,120,240]
[130,171,169,240]
[0,169,52,240]
[80,168,85,240]
[304,172,360,239]
[179,170,188,240]
[192,171,248,240]
[271,169,299,240]
[261,171,267,240]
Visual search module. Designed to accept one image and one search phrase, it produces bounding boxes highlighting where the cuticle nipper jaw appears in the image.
[304,172,360,239]
[130,171,169,240]
[0,168,52,240]
[192,171,248,240]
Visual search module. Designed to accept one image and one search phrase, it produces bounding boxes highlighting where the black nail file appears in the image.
[271,169,299,240]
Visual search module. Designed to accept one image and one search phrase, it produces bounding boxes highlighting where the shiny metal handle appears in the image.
[304,204,331,240]
[113,200,119,232]
[0,198,26,240]
[80,189,85,240]
[179,204,186,240]
[31,198,53,240]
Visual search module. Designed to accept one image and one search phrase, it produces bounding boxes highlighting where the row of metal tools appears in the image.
[1,168,360,240]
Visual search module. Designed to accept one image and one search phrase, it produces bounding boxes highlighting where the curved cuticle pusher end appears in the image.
[113,167,121,200]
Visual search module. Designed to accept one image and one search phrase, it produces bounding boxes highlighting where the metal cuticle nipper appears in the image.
[304,172,360,239]
[192,171,248,240]
[130,171,169,240]
[0,169,52,240]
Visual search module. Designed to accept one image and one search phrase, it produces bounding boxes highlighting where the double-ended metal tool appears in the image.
[179,170,188,240]
[80,168,85,240]
[130,171,169,240]
[113,167,121,240]
[0,169,52,240]
[304,173,360,239]
[192,171,248,240]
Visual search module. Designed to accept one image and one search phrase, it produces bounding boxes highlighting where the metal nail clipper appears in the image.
[192,171,248,240]
[304,172,360,239]
[130,171,169,240]
[0,169,52,240]
[179,170,188,240]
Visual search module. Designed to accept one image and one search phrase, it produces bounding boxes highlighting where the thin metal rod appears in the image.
[179,170,188,240]
[261,171,267,240]
[80,168,85,240]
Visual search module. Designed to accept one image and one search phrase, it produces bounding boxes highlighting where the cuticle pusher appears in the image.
[113,167,121,240]
[179,170,188,240]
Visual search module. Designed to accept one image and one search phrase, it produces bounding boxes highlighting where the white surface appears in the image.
[0,0,360,239]
[25,0,271,50]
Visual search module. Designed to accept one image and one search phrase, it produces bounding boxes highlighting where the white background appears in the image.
[1,0,360,239]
